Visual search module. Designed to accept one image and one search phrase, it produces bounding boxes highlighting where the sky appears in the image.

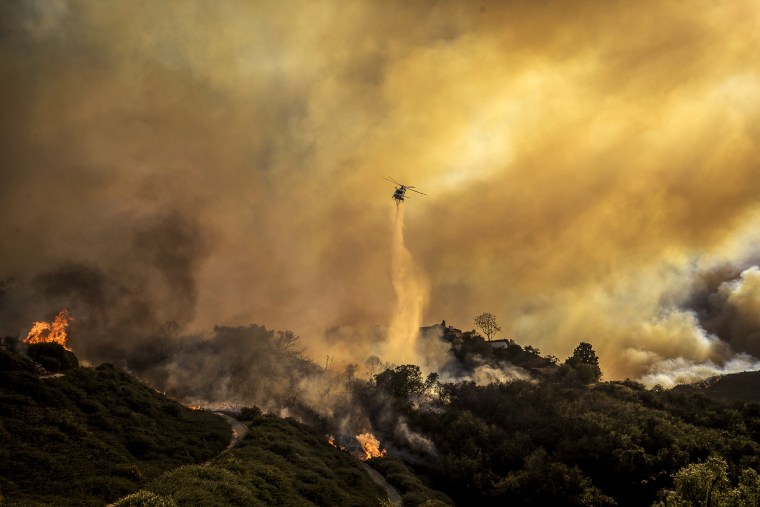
[2,0,760,384]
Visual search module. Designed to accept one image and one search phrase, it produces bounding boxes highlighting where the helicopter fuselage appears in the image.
[384,177,425,202]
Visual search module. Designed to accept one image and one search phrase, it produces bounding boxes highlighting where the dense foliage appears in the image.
[0,346,229,506]
[121,412,386,506]
[357,335,760,506]
[654,455,760,506]
[367,457,453,506]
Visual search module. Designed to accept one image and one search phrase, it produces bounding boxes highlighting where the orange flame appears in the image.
[326,434,347,451]
[355,432,387,460]
[24,309,73,351]
[187,405,204,411]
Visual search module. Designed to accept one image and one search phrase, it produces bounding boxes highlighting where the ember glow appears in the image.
[326,434,348,452]
[355,432,387,461]
[23,309,73,351]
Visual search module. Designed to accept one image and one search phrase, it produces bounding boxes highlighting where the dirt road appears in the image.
[360,462,403,506]
[214,413,250,449]
[214,413,402,505]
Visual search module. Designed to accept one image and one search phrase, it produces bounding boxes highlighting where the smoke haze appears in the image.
[2,0,760,383]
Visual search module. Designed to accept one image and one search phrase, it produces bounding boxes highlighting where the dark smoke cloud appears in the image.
[132,212,209,323]
[686,265,760,358]
[0,211,208,365]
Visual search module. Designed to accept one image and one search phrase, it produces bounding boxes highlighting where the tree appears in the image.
[374,364,425,401]
[563,342,602,383]
[654,455,760,507]
[344,363,358,383]
[365,355,384,380]
[474,313,501,341]
[567,342,599,367]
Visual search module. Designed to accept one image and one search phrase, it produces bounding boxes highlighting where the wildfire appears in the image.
[326,434,347,451]
[187,405,204,411]
[355,432,387,461]
[24,309,73,351]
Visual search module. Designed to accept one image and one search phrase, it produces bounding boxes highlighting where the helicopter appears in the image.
[383,177,427,203]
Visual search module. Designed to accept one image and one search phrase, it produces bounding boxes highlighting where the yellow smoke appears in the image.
[383,203,429,365]
[3,0,760,383]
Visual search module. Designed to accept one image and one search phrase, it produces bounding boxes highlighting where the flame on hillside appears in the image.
[24,309,73,351]
[326,434,347,451]
[355,432,387,460]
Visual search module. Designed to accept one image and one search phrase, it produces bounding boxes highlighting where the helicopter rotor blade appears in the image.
[408,188,427,195]
[383,176,405,186]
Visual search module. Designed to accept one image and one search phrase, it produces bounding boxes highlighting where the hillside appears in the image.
[117,411,388,506]
[344,332,760,506]
[7,328,760,506]
[389,380,760,506]
[0,344,413,507]
[672,370,760,403]
[0,345,231,506]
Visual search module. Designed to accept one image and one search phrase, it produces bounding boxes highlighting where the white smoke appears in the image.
[469,363,533,385]
[393,419,437,456]
[630,267,760,388]
[438,354,533,386]
[639,353,760,389]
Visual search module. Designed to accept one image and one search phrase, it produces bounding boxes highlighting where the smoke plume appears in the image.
[2,0,760,390]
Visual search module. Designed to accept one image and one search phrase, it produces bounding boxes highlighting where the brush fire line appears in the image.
[326,433,387,460]
[23,309,73,351]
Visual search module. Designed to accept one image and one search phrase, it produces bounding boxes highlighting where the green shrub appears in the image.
[83,475,136,502]
[238,406,262,420]
[147,465,255,506]
[26,343,79,372]
[126,433,161,459]
[161,403,182,417]
[113,490,177,507]
[368,458,453,506]
[113,464,144,483]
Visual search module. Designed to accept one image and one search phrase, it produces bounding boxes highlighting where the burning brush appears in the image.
[326,433,387,460]
[24,309,73,351]
[354,432,387,461]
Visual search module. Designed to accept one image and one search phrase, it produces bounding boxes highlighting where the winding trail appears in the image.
[214,414,401,505]
[360,462,403,507]
[214,412,250,449]
[214,413,401,505]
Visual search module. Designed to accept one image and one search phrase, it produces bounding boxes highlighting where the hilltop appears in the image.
[672,369,760,403]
